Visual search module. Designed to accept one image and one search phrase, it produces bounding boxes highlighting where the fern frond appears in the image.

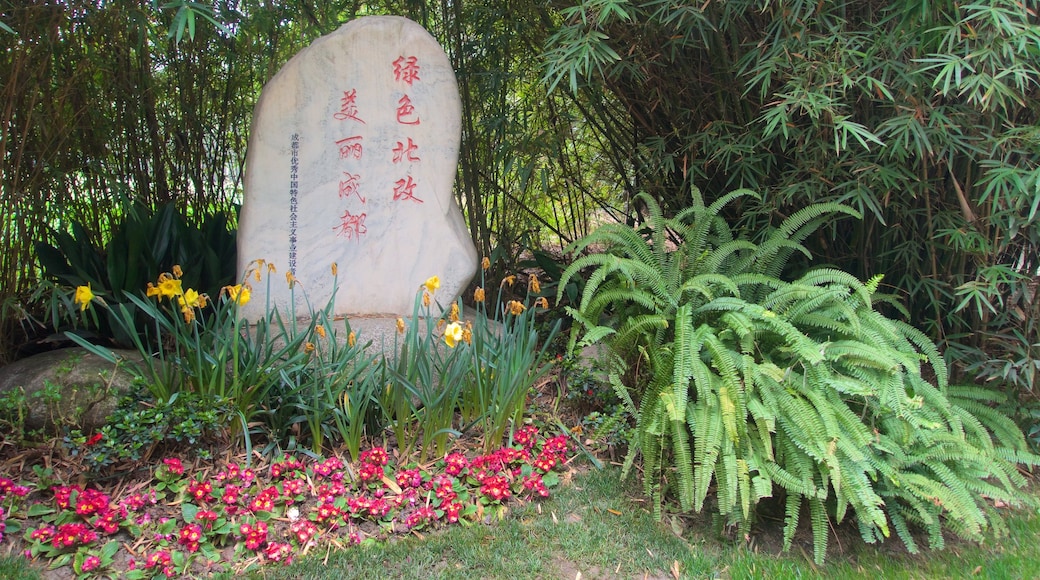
[782,491,803,551]
[809,495,829,565]
[796,267,873,307]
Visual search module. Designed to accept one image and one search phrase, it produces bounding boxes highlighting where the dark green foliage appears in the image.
[36,201,236,345]
[542,0,1040,370]
[559,187,1040,564]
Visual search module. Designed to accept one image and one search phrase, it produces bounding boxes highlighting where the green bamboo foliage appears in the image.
[559,187,1040,564]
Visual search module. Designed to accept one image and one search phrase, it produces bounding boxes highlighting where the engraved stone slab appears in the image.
[237,16,477,319]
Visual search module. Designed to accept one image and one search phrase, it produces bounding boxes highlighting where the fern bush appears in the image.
[559,188,1039,564]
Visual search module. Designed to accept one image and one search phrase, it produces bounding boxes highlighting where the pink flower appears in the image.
[443,452,469,476]
[240,521,268,551]
[81,555,101,572]
[479,475,511,503]
[187,479,214,502]
[264,541,293,563]
[178,523,203,552]
[395,468,422,488]
[162,457,184,476]
[196,509,219,528]
[513,424,539,449]
[359,447,389,466]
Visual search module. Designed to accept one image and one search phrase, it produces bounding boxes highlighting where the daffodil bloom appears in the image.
[422,290,431,308]
[73,284,94,311]
[501,275,515,288]
[449,302,460,322]
[267,262,277,274]
[178,288,203,309]
[157,275,183,298]
[534,296,549,309]
[507,300,525,315]
[181,307,196,323]
[315,325,326,339]
[528,274,541,294]
[172,265,183,278]
[225,284,251,306]
[305,342,315,353]
[286,272,296,288]
[463,322,473,345]
[444,322,463,348]
[348,331,356,347]
[481,256,491,271]
[474,287,485,303]
[396,318,406,334]
[146,283,161,298]
[331,262,338,276]
[424,275,440,293]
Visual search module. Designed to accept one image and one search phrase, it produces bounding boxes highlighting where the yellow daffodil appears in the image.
[331,262,338,276]
[172,264,183,279]
[422,290,431,308]
[474,287,485,303]
[507,300,525,315]
[424,275,441,293]
[146,282,161,298]
[396,318,406,334]
[305,342,315,353]
[534,296,549,309]
[73,284,94,312]
[444,322,463,348]
[528,274,541,294]
[482,256,491,271]
[463,321,473,345]
[286,272,296,288]
[178,288,203,310]
[315,325,326,339]
[449,302,460,322]
[501,275,515,288]
[225,284,251,306]
[157,275,183,298]
[268,262,277,274]
[348,331,356,347]
[181,307,196,323]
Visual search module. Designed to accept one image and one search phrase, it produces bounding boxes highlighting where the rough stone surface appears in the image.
[237,15,477,320]
[0,348,139,434]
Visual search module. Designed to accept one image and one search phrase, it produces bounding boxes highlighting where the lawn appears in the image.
[255,466,1040,580]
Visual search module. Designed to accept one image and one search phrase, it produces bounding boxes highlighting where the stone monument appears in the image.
[237,16,477,320]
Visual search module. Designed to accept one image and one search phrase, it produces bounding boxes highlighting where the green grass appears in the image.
[5,466,1040,579]
[250,467,1040,580]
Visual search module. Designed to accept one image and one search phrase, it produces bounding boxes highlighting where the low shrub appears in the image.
[559,187,1040,564]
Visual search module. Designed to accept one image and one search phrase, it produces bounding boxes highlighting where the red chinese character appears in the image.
[393,176,423,203]
[392,56,420,85]
[334,210,367,240]
[392,138,420,163]
[336,136,363,160]
[396,95,420,125]
[333,89,365,123]
[338,172,364,203]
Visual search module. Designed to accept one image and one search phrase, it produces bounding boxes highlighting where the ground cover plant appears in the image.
[0,430,572,578]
